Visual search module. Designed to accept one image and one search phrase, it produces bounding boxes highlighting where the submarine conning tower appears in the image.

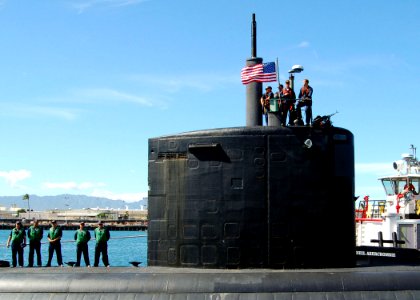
[147,14,356,269]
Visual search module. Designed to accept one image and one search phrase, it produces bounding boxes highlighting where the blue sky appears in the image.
[0,0,418,202]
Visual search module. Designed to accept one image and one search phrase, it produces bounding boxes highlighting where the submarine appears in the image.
[1,14,420,300]
[147,14,355,270]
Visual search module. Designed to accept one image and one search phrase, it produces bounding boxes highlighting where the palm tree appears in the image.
[23,193,31,219]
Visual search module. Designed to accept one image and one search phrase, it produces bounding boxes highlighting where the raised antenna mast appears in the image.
[251,13,257,58]
[245,14,263,126]
[410,144,416,160]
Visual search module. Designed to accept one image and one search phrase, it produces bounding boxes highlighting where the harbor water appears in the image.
[0,229,147,267]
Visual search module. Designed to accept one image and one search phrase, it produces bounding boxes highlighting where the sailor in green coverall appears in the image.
[6,221,27,267]
[94,220,110,267]
[27,219,43,267]
[46,220,63,267]
[74,222,91,267]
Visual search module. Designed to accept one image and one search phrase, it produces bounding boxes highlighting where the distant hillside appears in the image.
[0,194,148,211]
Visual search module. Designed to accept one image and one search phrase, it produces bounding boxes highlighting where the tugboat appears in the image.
[356,144,420,265]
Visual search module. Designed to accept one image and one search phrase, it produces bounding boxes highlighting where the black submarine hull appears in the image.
[4,128,420,298]
[148,126,355,268]
[1,266,420,299]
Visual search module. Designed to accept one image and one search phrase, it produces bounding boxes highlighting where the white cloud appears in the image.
[355,184,385,200]
[90,189,147,202]
[297,41,310,48]
[107,0,148,7]
[41,181,145,202]
[72,88,153,106]
[25,105,79,120]
[355,162,394,176]
[355,163,395,200]
[128,73,237,93]
[311,54,404,76]
[0,170,31,187]
[69,0,148,13]
[0,103,79,121]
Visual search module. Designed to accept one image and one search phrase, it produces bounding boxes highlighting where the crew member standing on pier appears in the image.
[46,220,63,267]
[74,222,91,267]
[94,221,110,267]
[27,219,43,267]
[6,221,26,267]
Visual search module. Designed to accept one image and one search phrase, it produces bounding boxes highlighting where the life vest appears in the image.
[404,183,418,194]
[299,85,313,99]
[11,228,25,244]
[282,87,296,103]
[75,229,90,244]
[261,92,273,109]
[300,87,312,98]
[49,226,62,240]
[28,226,43,241]
[95,228,109,243]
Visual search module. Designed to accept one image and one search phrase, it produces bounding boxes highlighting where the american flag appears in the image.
[241,62,277,84]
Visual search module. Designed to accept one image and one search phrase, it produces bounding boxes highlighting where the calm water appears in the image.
[0,229,148,267]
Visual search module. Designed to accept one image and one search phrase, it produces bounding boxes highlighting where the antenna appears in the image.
[245,14,263,126]
[410,144,417,160]
[251,13,257,58]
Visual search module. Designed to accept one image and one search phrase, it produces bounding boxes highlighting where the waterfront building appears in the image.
[0,207,148,230]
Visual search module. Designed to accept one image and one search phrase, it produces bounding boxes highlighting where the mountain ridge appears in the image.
[0,194,148,211]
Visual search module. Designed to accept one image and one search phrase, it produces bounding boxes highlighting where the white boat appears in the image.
[356,144,420,264]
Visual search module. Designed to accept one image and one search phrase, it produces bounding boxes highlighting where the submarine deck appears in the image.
[1,265,420,299]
